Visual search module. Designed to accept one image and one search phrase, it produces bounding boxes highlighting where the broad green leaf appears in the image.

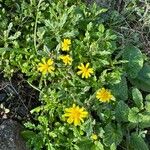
[103,124,123,146]
[110,76,128,101]
[123,45,143,78]
[139,112,150,128]
[128,107,141,123]
[115,101,129,122]
[132,88,143,110]
[145,94,150,101]
[130,133,149,150]
[77,139,93,150]
[129,64,150,92]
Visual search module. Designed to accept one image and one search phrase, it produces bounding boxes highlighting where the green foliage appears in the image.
[132,88,143,110]
[103,123,123,147]
[130,133,149,150]
[129,63,150,92]
[0,0,150,150]
[115,101,129,122]
[110,76,128,101]
[123,45,144,78]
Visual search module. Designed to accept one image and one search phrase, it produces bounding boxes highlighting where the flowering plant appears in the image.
[0,0,150,150]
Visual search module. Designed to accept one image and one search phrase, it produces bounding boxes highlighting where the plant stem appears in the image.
[34,0,43,53]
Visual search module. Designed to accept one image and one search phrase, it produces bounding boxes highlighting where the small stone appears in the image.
[0,120,28,150]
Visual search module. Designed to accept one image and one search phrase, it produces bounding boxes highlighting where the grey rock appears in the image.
[0,120,28,150]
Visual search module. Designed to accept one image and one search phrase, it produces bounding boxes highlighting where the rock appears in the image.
[0,120,28,150]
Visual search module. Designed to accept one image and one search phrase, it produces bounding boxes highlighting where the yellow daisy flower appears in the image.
[96,88,113,103]
[77,63,94,78]
[37,58,55,75]
[91,134,98,140]
[59,55,72,65]
[61,39,71,51]
[63,104,88,126]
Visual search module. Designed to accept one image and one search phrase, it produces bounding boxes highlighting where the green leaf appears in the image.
[129,64,150,92]
[21,130,36,141]
[130,133,149,150]
[115,101,129,122]
[92,141,104,150]
[145,101,150,112]
[145,94,150,102]
[77,139,93,150]
[103,124,123,146]
[87,22,93,31]
[98,24,105,33]
[128,107,141,123]
[110,143,116,150]
[8,31,21,40]
[139,112,150,128]
[132,88,143,110]
[145,94,150,112]
[123,45,143,78]
[110,76,128,101]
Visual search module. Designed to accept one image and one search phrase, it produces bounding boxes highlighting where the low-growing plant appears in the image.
[0,0,150,150]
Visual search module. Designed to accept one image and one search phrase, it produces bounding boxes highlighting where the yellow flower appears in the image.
[96,88,113,103]
[77,63,94,78]
[63,104,88,126]
[91,134,98,140]
[38,58,55,75]
[61,39,71,51]
[59,55,72,65]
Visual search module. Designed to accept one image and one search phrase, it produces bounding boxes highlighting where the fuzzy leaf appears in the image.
[145,94,150,101]
[115,101,129,122]
[123,45,143,78]
[130,133,149,150]
[129,64,150,92]
[128,107,141,123]
[132,88,143,109]
[77,139,93,150]
[110,76,128,101]
[139,112,150,128]
[103,124,123,146]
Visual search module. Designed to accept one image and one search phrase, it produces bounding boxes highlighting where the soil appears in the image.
[0,72,40,123]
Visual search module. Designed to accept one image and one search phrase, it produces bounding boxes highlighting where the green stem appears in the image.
[34,0,43,52]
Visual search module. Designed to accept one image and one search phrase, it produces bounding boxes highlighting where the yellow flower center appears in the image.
[77,63,94,78]
[63,104,88,126]
[96,88,113,102]
[37,58,55,75]
[71,108,81,119]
